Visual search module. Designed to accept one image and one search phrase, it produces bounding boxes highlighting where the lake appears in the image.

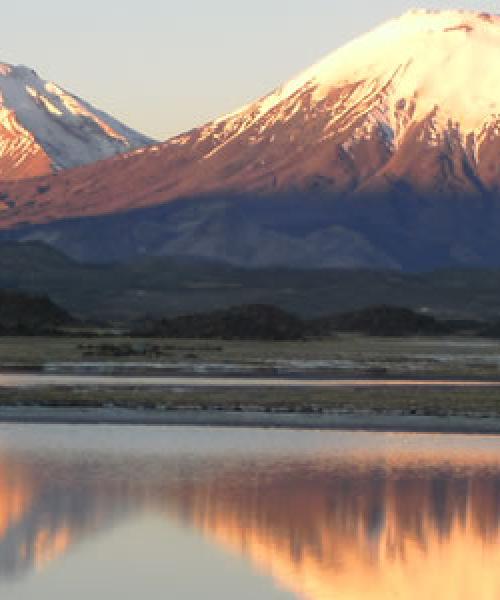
[0,425,499,599]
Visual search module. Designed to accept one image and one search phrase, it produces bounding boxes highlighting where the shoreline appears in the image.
[1,406,500,434]
[2,373,500,388]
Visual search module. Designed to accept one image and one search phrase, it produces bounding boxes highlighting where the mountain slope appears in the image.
[2,10,500,269]
[0,63,152,180]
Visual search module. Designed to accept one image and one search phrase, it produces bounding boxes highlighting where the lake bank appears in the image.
[0,380,499,429]
[1,404,500,434]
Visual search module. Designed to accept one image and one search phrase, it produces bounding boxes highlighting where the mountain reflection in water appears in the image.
[0,427,499,599]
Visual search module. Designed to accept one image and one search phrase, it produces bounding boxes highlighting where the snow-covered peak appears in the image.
[0,64,39,80]
[294,11,497,83]
[206,10,500,145]
[303,9,500,98]
[0,62,153,178]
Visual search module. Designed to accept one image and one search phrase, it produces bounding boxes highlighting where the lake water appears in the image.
[0,426,499,600]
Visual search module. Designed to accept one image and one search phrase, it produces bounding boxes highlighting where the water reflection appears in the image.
[0,427,499,599]
[167,469,500,599]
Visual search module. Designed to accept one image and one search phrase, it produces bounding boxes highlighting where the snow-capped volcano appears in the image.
[217,9,500,140]
[170,8,500,198]
[0,63,152,180]
[3,10,500,270]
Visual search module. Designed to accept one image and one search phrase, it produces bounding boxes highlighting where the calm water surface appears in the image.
[0,425,499,599]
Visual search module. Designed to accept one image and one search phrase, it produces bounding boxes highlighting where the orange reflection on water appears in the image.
[0,461,75,576]
[33,526,72,572]
[0,462,33,538]
[166,459,500,600]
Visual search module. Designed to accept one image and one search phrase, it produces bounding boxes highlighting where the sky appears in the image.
[1,1,498,140]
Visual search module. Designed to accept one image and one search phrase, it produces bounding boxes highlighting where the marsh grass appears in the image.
[0,334,499,376]
[1,386,499,417]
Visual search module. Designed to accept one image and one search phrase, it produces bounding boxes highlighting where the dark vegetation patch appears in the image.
[78,342,222,358]
[316,305,453,337]
[0,278,486,342]
[79,343,172,358]
[0,289,75,335]
[132,304,460,340]
[478,321,500,339]
[134,304,310,341]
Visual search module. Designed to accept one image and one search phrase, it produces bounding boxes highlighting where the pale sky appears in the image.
[1,1,498,140]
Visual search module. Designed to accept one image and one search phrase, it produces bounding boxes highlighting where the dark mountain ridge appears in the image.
[0,242,499,323]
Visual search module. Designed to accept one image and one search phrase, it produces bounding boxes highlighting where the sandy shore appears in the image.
[0,406,499,434]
